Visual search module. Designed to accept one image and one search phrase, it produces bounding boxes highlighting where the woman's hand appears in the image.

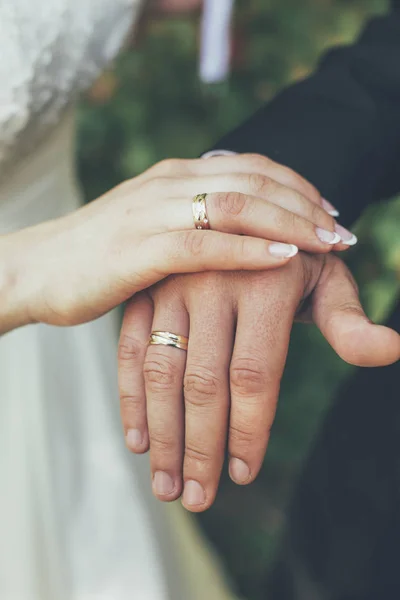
[1,153,352,332]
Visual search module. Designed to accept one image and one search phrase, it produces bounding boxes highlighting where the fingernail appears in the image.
[322,198,340,217]
[269,243,298,258]
[316,227,341,244]
[201,149,237,159]
[183,480,205,506]
[126,429,142,450]
[229,458,251,484]
[153,471,175,496]
[335,223,358,246]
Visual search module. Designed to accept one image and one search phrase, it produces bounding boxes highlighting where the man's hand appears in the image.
[118,254,399,513]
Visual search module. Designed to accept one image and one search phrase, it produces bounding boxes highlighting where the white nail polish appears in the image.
[316,228,341,244]
[335,224,358,246]
[342,234,358,246]
[322,198,340,217]
[201,149,237,159]
[269,243,298,258]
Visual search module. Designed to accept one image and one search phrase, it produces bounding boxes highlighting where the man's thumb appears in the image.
[312,259,400,367]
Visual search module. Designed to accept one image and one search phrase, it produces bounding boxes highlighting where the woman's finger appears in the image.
[161,173,340,233]
[149,153,323,208]
[140,231,299,285]
[118,292,153,453]
[205,192,342,251]
[144,155,354,249]
[144,296,189,502]
[199,155,354,249]
[116,232,298,298]
[161,192,340,252]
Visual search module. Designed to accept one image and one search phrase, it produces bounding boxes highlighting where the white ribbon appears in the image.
[200,0,235,83]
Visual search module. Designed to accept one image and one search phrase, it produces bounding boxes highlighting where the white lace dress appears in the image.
[0,2,236,599]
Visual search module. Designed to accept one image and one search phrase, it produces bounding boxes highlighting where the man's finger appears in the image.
[228,269,300,485]
[118,292,153,453]
[144,294,189,502]
[311,256,400,367]
[181,288,234,512]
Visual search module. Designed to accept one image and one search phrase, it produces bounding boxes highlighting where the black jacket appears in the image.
[212,6,400,597]
[217,0,400,231]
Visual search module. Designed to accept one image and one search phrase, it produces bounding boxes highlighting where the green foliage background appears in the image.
[78,1,399,598]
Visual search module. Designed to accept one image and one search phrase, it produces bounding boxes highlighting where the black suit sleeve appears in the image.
[213,1,400,228]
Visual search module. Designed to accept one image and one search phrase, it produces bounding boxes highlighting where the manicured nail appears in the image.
[183,480,205,506]
[322,198,339,217]
[126,429,142,450]
[335,223,358,246]
[153,471,175,496]
[229,458,251,484]
[201,149,237,159]
[316,227,341,244]
[269,243,298,258]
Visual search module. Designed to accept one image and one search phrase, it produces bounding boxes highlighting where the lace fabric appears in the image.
[0,0,143,183]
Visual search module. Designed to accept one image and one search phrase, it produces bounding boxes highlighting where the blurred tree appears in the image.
[77,1,399,598]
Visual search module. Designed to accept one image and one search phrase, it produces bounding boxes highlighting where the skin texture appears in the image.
[118,158,400,513]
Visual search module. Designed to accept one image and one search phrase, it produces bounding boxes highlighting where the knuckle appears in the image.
[118,333,146,363]
[217,191,248,217]
[120,393,143,412]
[336,300,364,317]
[149,433,176,453]
[281,166,306,188]
[248,172,272,196]
[184,368,220,407]
[230,357,267,395]
[144,355,180,391]
[184,444,212,465]
[154,158,181,174]
[181,230,206,257]
[229,423,262,446]
[247,153,273,170]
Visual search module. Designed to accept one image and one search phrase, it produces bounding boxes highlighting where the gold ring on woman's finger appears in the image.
[192,193,210,230]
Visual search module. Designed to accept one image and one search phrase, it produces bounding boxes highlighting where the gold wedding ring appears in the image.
[149,331,189,351]
[192,194,210,230]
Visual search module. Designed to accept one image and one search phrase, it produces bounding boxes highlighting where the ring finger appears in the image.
[144,288,189,502]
